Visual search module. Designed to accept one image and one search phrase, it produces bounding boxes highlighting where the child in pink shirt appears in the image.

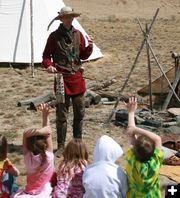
[12,104,55,198]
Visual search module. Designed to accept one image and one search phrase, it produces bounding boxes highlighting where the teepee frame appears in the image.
[106,8,180,124]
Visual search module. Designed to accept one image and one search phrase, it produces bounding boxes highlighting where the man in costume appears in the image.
[42,6,93,157]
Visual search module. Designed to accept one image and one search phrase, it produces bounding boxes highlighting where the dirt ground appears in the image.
[0,0,179,196]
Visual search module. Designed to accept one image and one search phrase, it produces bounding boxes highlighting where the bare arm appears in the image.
[125,97,137,145]
[23,127,52,154]
[38,103,53,152]
[125,97,162,148]
[23,104,53,154]
[7,165,20,177]
[131,126,162,149]
[4,159,20,177]
[38,126,53,152]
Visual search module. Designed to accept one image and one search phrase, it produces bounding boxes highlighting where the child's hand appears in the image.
[125,96,137,113]
[38,103,53,115]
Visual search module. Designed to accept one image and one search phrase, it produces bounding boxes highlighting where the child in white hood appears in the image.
[82,135,127,198]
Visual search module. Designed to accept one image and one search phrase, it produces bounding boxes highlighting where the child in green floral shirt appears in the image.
[125,96,163,198]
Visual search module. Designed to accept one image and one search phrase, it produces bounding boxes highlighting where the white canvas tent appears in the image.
[0,0,103,63]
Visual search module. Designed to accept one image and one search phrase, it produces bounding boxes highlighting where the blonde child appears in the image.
[53,138,89,198]
[12,104,55,197]
[0,135,19,198]
[125,97,163,198]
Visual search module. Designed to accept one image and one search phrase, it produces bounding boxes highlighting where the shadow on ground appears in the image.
[8,143,23,155]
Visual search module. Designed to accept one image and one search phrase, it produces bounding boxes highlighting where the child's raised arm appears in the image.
[23,103,53,154]
[23,127,52,154]
[132,127,162,149]
[125,96,162,149]
[125,96,137,145]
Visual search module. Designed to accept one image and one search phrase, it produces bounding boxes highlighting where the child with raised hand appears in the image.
[12,103,55,198]
[125,96,163,198]
[53,138,89,198]
[0,135,19,198]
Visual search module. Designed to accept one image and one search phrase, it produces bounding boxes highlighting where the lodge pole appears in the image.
[30,0,34,77]
[146,24,153,110]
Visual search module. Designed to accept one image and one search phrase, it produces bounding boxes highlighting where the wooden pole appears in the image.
[147,41,180,103]
[162,69,180,110]
[119,8,159,94]
[177,57,180,95]
[105,8,160,124]
[175,57,179,74]
[30,0,34,77]
[137,19,180,104]
[162,56,180,110]
[173,55,179,95]
[146,24,153,110]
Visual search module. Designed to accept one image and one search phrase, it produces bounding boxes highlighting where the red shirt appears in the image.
[42,26,93,95]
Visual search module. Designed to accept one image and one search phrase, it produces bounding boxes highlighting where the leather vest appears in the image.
[53,28,82,72]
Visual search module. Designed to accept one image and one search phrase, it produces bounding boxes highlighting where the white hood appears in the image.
[93,135,124,163]
[83,135,127,198]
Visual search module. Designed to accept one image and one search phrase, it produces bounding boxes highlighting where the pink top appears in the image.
[24,151,54,195]
[53,163,87,198]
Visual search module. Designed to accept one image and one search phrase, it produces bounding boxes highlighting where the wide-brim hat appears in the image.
[47,6,81,30]
[56,6,81,19]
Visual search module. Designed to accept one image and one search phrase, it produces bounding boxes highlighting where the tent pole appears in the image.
[137,19,180,104]
[146,24,153,111]
[30,0,34,77]
[105,8,159,124]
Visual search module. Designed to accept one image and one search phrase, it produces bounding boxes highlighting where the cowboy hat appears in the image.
[47,6,81,30]
[57,6,81,19]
